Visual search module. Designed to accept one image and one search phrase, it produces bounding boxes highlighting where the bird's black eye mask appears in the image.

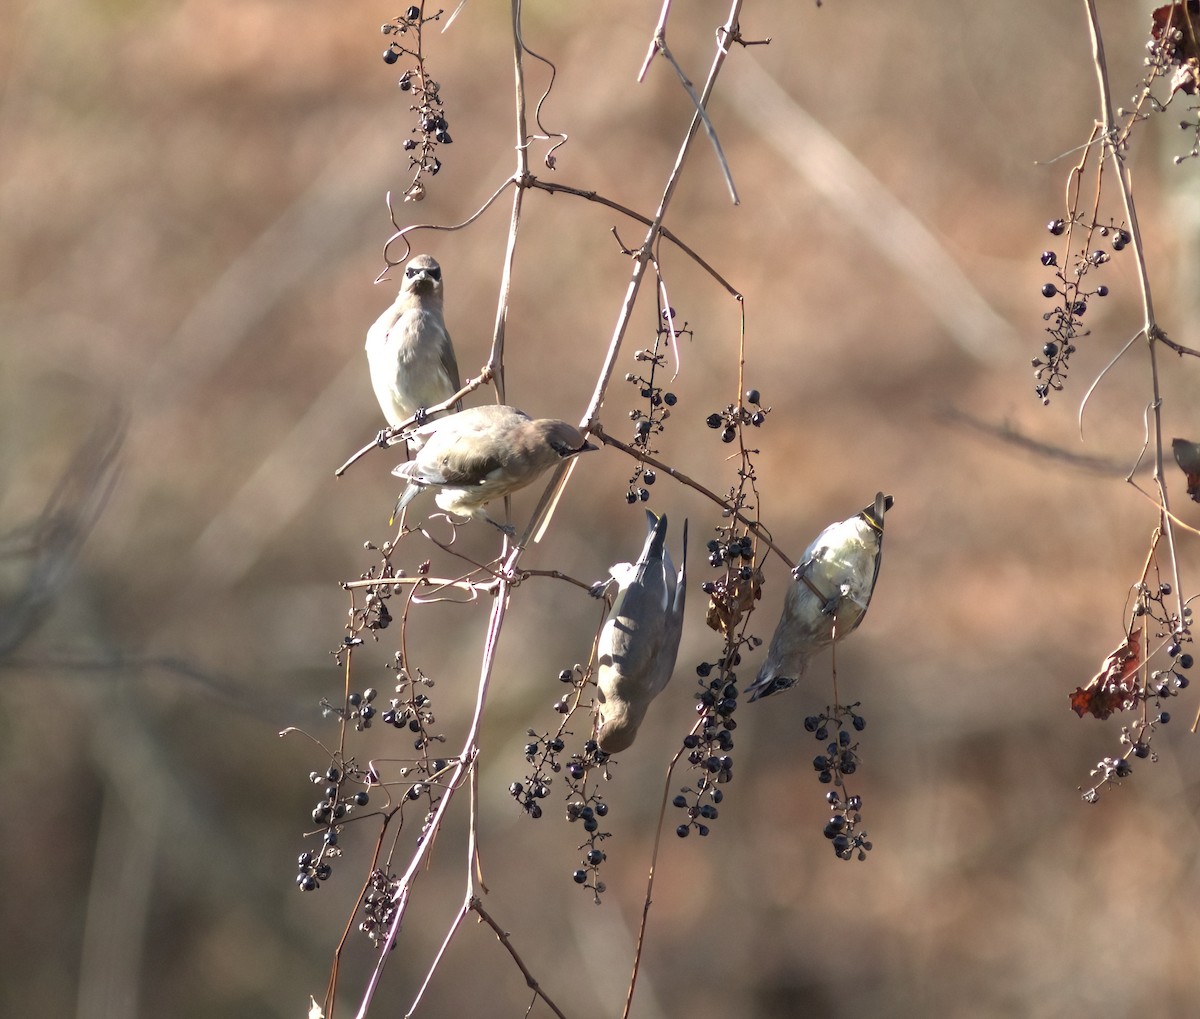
[406,265,441,281]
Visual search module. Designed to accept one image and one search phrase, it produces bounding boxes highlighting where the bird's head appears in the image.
[539,420,598,459]
[595,694,645,754]
[401,254,444,299]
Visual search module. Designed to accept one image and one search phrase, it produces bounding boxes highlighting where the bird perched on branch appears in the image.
[391,405,596,532]
[746,492,892,702]
[366,254,462,437]
[595,511,687,753]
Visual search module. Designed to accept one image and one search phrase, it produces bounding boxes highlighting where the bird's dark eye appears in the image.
[405,267,420,278]
[426,267,441,281]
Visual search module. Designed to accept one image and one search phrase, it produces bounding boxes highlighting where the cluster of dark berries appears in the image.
[364,592,393,631]
[671,783,724,839]
[823,790,871,861]
[672,661,737,837]
[564,743,611,901]
[567,795,611,901]
[1134,580,1191,634]
[705,388,768,443]
[511,666,590,816]
[380,686,436,741]
[296,850,333,892]
[622,314,680,502]
[381,8,450,200]
[1032,218,1127,404]
[378,653,444,751]
[297,764,371,890]
[804,705,871,859]
[705,533,755,571]
[358,869,401,944]
[1082,589,1193,802]
[321,687,379,732]
[510,728,569,820]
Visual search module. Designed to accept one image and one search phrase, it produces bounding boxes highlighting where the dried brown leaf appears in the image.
[1070,629,1142,719]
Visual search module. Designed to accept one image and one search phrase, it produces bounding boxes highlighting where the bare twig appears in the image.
[380,177,517,275]
[1082,0,1185,626]
[638,1,739,204]
[527,178,741,297]
[470,899,569,1019]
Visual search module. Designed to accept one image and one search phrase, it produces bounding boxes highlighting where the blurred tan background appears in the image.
[4,1,1200,1017]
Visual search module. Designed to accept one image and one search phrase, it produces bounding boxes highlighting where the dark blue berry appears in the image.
[383,48,400,64]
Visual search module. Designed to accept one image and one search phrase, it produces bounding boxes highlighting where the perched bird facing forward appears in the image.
[391,405,596,532]
[365,254,462,433]
[595,511,687,754]
[746,492,892,702]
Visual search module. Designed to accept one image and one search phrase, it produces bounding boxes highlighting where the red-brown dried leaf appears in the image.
[1152,1,1200,53]
[1070,629,1142,719]
[1152,2,1200,93]
[1172,437,1200,502]
[704,567,763,637]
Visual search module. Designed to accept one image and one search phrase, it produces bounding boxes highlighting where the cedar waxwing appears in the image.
[746,492,891,702]
[365,254,462,432]
[595,511,687,753]
[391,405,597,531]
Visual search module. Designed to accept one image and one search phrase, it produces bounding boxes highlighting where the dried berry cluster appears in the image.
[359,869,402,945]
[320,685,380,732]
[565,753,612,904]
[1080,583,1194,802]
[508,665,614,900]
[805,704,872,860]
[1030,218,1120,404]
[705,388,768,444]
[622,306,683,503]
[1146,2,1200,161]
[670,656,738,839]
[297,763,372,891]
[381,6,451,201]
